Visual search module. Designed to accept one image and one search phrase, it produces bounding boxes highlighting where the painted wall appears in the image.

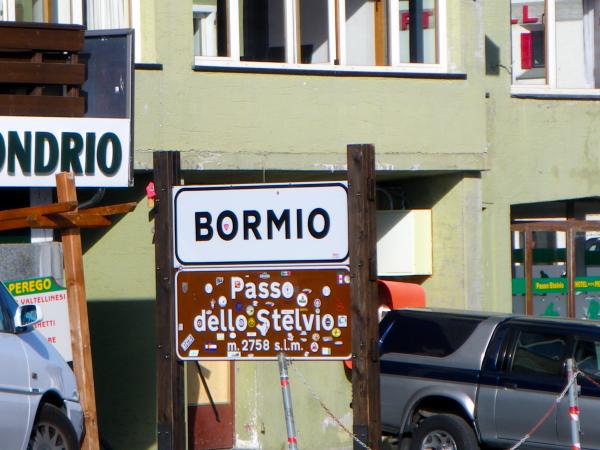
[483,0,600,311]
[80,0,491,448]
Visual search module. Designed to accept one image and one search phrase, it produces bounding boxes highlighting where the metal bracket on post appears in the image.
[278,353,298,450]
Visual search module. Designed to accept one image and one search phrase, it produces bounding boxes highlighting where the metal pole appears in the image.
[567,358,581,450]
[278,353,299,450]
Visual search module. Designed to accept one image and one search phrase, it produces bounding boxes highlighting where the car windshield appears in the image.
[0,281,19,329]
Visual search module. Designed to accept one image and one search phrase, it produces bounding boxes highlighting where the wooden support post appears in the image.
[347,144,381,450]
[153,151,186,450]
[56,172,100,450]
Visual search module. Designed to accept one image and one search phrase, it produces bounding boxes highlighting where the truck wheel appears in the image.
[410,414,479,450]
[27,403,78,450]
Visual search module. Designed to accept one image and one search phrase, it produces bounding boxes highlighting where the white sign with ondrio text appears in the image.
[173,182,349,266]
[0,116,131,187]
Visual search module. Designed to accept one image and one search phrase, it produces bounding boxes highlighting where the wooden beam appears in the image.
[56,172,101,450]
[154,151,186,450]
[0,23,84,51]
[0,201,77,221]
[80,202,137,216]
[347,144,380,450]
[0,213,111,231]
[0,94,84,117]
[0,61,85,84]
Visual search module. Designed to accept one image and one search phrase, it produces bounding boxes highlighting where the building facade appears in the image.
[0,0,599,449]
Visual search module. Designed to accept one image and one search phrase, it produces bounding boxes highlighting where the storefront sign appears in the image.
[6,276,72,362]
[175,267,351,360]
[173,183,348,266]
[512,276,600,295]
[0,116,131,187]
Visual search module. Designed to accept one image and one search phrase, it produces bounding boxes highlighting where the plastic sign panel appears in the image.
[0,116,131,187]
[173,182,348,266]
[6,277,72,362]
[175,267,351,360]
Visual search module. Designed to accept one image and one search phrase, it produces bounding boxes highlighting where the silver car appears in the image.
[0,281,84,450]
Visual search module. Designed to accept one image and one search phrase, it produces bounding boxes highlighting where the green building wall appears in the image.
[80,0,499,448]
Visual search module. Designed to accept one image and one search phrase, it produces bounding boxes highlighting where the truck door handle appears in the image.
[503,382,518,389]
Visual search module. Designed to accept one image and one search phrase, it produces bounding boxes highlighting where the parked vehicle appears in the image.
[0,281,83,450]
[379,308,600,450]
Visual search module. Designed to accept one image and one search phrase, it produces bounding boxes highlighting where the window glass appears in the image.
[15,0,73,23]
[398,0,437,63]
[86,0,130,29]
[0,283,18,332]
[240,0,286,62]
[193,0,229,57]
[345,0,376,65]
[511,0,600,88]
[511,1,546,85]
[511,330,566,376]
[575,339,600,379]
[299,0,330,64]
[380,313,484,357]
[556,0,590,88]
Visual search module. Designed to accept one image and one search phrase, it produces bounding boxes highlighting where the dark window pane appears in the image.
[380,313,484,357]
[511,331,566,376]
[575,339,600,380]
[241,0,286,62]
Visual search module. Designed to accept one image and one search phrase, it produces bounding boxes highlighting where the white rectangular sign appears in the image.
[0,116,131,187]
[173,182,349,266]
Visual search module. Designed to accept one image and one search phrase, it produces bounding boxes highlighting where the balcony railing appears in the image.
[0,21,85,117]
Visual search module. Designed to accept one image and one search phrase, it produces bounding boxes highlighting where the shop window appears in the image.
[193,0,447,71]
[511,0,600,90]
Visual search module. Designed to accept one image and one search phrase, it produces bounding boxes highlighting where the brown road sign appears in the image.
[175,267,351,360]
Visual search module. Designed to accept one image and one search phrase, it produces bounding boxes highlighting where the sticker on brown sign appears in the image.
[175,267,351,360]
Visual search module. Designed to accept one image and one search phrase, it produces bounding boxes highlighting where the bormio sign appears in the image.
[0,116,131,187]
[175,268,351,360]
[173,182,349,266]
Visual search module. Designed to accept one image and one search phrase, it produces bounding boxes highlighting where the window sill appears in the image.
[192,60,466,79]
[511,86,600,100]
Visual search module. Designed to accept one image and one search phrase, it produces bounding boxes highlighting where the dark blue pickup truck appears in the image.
[379,309,600,450]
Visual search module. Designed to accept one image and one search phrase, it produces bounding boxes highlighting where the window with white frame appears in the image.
[192,0,447,71]
[511,0,600,90]
[0,0,82,23]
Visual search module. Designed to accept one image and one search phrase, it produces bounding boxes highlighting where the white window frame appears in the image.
[511,0,600,97]
[193,0,449,74]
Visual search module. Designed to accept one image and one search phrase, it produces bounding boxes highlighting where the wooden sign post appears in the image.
[153,151,186,450]
[348,144,381,450]
[56,172,100,450]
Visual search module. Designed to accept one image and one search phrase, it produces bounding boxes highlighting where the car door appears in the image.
[493,325,568,446]
[0,288,33,450]
[556,334,600,449]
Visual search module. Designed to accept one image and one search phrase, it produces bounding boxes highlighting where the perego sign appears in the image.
[0,116,131,187]
[173,182,349,266]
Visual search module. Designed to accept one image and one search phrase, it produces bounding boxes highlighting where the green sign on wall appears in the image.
[512,277,600,295]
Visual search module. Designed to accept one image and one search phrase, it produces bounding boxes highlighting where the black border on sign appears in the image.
[173,182,349,266]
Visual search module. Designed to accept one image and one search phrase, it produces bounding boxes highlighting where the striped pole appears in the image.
[567,358,581,450]
[278,353,299,450]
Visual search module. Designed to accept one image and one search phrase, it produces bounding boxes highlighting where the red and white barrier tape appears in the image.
[509,370,581,450]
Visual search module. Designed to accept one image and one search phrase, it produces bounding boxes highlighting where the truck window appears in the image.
[510,330,566,377]
[575,339,600,381]
[380,314,483,357]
